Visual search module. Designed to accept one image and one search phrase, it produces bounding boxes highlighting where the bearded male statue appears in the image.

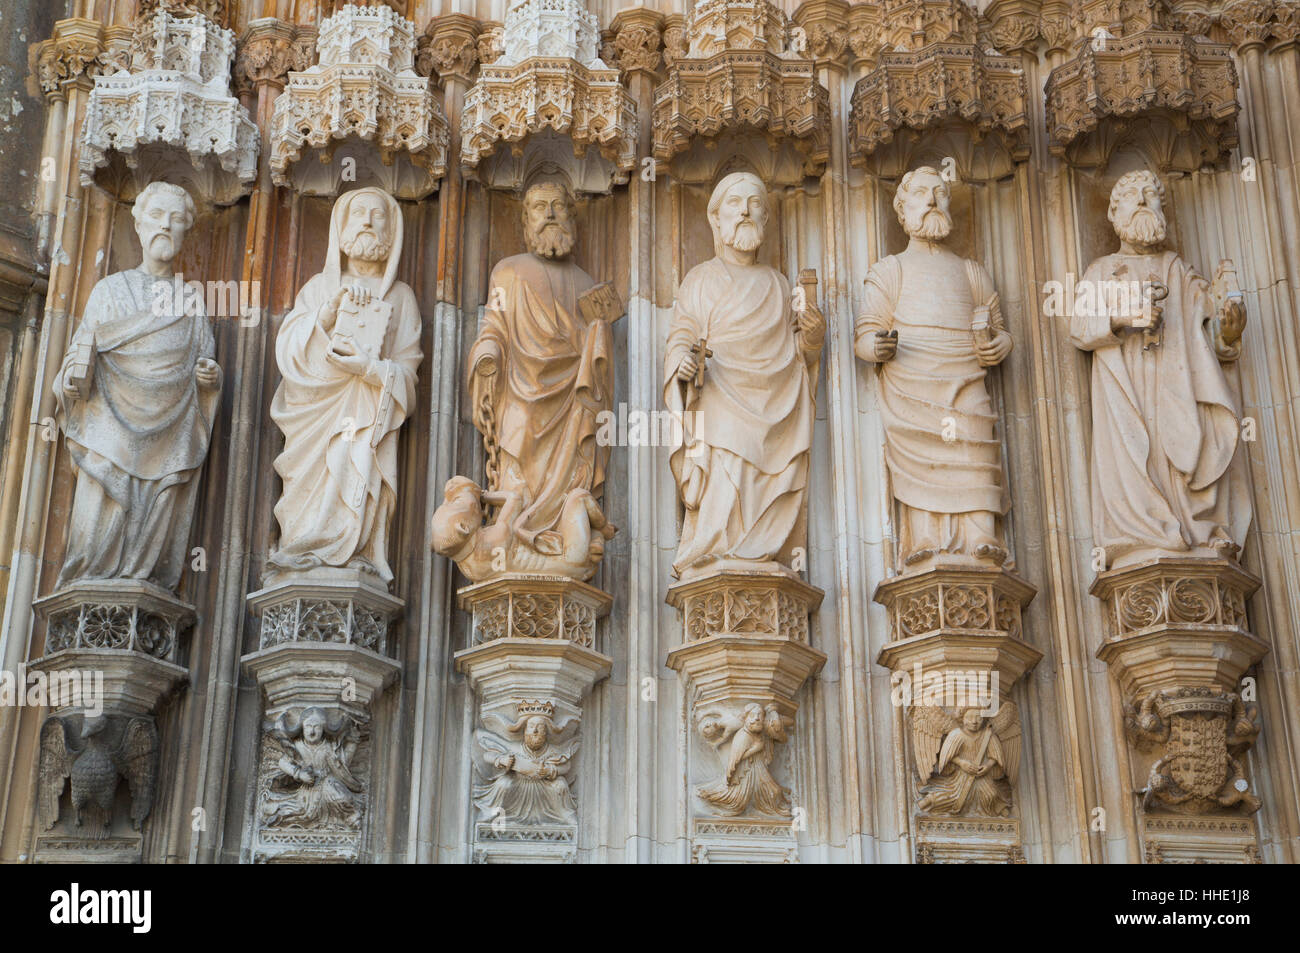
[664,171,824,579]
[269,187,423,585]
[53,180,221,590]
[855,166,1012,570]
[445,179,620,578]
[1071,169,1249,569]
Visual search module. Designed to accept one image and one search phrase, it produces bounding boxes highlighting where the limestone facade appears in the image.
[1,0,1299,864]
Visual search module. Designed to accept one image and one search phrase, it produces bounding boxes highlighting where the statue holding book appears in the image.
[269,187,423,586]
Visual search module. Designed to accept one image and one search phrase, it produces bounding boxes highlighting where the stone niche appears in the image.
[652,0,830,186]
[269,2,449,198]
[79,7,259,206]
[459,0,638,195]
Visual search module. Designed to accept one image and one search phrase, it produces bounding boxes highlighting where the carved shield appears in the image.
[1167,713,1227,797]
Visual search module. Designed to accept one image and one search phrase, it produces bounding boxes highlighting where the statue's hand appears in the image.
[675,352,699,383]
[1218,296,1247,348]
[194,357,221,390]
[868,331,898,363]
[61,374,87,402]
[496,754,515,772]
[976,330,1012,367]
[796,304,826,351]
[326,335,370,376]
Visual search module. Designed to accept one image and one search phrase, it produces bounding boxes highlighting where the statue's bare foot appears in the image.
[905,547,936,566]
[1209,538,1240,561]
[534,531,563,556]
[974,543,1008,563]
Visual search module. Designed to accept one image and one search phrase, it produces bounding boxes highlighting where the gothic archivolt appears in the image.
[2,0,1298,866]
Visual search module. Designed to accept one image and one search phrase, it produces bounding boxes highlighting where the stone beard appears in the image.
[269,187,423,584]
[53,182,220,590]
[856,167,1011,570]
[664,172,822,579]
[466,181,614,554]
[1070,170,1249,568]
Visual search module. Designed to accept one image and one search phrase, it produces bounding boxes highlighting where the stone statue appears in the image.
[911,704,1021,817]
[855,166,1012,571]
[432,478,615,582]
[664,171,824,579]
[443,179,620,581]
[260,708,364,830]
[38,714,158,836]
[472,701,579,825]
[1071,169,1250,569]
[269,186,423,585]
[696,702,794,817]
[52,181,221,590]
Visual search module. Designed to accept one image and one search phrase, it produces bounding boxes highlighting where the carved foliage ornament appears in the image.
[849,44,1030,170]
[1044,30,1239,170]
[269,3,449,198]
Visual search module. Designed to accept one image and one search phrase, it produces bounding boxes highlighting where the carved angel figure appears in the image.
[260,707,364,830]
[1126,688,1260,814]
[912,704,1020,817]
[38,714,158,837]
[697,702,794,817]
[472,702,579,826]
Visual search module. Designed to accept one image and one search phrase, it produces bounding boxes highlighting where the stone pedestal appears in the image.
[1092,557,1268,860]
[242,570,403,863]
[454,575,612,863]
[29,582,192,863]
[666,567,825,862]
[875,564,1039,863]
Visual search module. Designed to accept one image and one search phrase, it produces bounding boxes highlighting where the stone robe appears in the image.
[469,253,613,548]
[665,258,817,578]
[856,249,1007,562]
[53,268,219,589]
[1071,250,1248,568]
[269,274,422,584]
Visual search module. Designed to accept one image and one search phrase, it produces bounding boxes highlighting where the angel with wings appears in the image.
[911,704,1021,817]
[697,702,794,817]
[260,707,364,830]
[473,701,580,826]
[39,713,158,837]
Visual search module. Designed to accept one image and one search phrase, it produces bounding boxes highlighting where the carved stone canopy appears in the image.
[459,0,638,195]
[269,2,450,199]
[652,0,831,185]
[1044,29,1240,172]
[849,43,1031,180]
[78,8,259,206]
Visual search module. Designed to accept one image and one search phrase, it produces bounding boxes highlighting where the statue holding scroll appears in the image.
[53,181,221,590]
[269,187,423,585]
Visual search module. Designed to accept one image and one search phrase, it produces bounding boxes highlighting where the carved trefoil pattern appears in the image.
[256,594,391,654]
[461,577,605,648]
[269,2,449,198]
[79,7,259,205]
[1044,30,1240,172]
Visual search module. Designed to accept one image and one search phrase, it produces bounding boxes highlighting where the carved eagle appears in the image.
[38,714,158,836]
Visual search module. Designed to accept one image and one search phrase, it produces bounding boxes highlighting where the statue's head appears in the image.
[708,172,769,257]
[132,181,195,268]
[894,167,952,241]
[961,708,984,732]
[1108,169,1167,249]
[432,476,483,557]
[523,715,550,752]
[302,707,328,744]
[338,188,396,263]
[522,180,576,260]
[742,703,765,731]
